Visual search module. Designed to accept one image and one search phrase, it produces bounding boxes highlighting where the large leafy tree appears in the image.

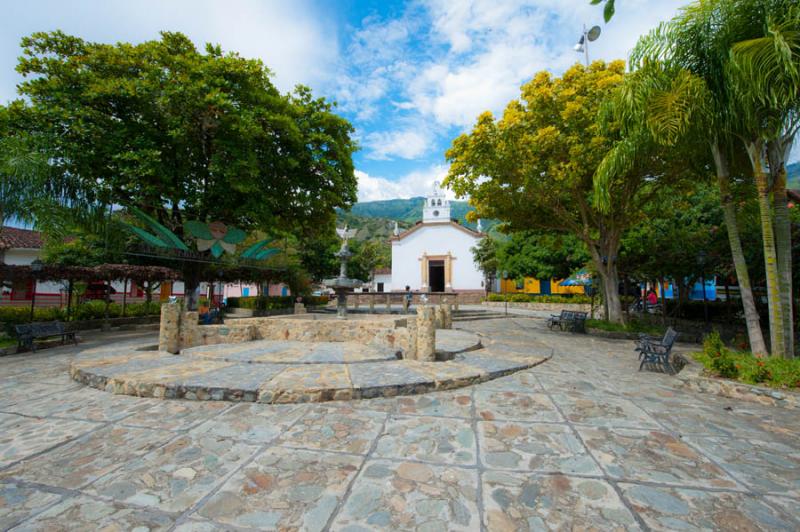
[3,31,357,304]
[446,61,694,323]
[497,231,589,282]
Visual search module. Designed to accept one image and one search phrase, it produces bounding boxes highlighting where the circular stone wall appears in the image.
[71,330,550,403]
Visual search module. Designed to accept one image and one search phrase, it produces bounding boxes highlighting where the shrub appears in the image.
[702,332,739,378]
[0,302,162,335]
[486,293,592,304]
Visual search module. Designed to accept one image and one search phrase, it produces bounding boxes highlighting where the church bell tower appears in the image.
[422,181,451,223]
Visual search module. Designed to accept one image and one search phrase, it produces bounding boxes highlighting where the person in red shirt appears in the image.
[646,289,658,306]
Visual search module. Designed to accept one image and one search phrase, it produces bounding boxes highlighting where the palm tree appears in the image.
[596,0,800,356]
[727,4,800,357]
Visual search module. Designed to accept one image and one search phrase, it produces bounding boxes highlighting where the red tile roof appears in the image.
[373,267,391,275]
[0,227,43,250]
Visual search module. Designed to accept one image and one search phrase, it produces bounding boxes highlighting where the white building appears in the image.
[381,184,484,293]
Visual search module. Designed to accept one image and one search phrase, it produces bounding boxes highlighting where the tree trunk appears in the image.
[746,139,785,357]
[768,140,794,358]
[712,143,768,356]
[590,240,623,324]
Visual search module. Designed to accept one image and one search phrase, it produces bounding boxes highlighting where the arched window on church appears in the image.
[437,199,442,206]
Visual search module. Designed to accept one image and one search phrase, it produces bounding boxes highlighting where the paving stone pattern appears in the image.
[0,321,798,530]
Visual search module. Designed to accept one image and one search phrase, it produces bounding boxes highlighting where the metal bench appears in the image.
[547,310,574,330]
[637,327,678,372]
[15,321,78,352]
[547,310,587,333]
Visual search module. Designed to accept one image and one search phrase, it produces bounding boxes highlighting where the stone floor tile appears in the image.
[549,392,662,429]
[473,390,563,423]
[331,459,479,530]
[0,483,61,530]
[189,403,307,443]
[121,400,231,431]
[475,369,543,392]
[395,390,473,418]
[374,415,476,465]
[172,518,230,531]
[0,382,83,409]
[620,483,799,531]
[86,434,260,513]
[578,427,741,490]
[482,470,640,530]
[276,405,385,455]
[765,495,800,526]
[644,402,799,444]
[685,435,800,496]
[258,364,353,403]
[5,387,157,422]
[478,420,602,475]
[9,494,174,531]
[197,446,362,531]
[0,425,173,489]
[0,413,101,467]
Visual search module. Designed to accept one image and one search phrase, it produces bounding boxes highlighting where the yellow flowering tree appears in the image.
[445,61,700,323]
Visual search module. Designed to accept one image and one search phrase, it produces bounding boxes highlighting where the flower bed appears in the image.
[485,293,592,304]
[692,332,800,390]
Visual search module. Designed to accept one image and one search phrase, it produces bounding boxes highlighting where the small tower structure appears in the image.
[422,181,451,223]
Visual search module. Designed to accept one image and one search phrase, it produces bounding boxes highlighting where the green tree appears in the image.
[497,231,589,282]
[606,0,798,356]
[471,236,499,292]
[446,61,693,323]
[3,31,357,307]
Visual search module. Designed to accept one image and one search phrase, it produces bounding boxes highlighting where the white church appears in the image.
[373,184,485,294]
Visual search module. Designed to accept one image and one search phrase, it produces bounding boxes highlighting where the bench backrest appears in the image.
[573,311,588,320]
[15,323,33,337]
[662,327,678,349]
[561,310,575,319]
[29,321,65,337]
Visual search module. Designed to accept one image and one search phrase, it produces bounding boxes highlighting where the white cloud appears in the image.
[0,0,338,103]
[356,165,457,202]
[407,0,686,128]
[363,128,431,160]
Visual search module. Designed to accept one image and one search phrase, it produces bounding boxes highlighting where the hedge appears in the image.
[226,295,328,310]
[0,302,162,335]
[486,293,592,304]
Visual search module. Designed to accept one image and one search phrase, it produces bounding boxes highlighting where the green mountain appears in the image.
[789,162,799,189]
[341,197,493,232]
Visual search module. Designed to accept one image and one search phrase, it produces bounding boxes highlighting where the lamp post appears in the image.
[698,251,709,326]
[502,270,509,316]
[29,260,43,322]
[573,24,602,66]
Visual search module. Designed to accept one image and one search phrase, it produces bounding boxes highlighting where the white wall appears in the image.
[372,273,392,292]
[390,223,483,291]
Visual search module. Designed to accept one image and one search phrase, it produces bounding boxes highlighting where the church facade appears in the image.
[381,185,485,293]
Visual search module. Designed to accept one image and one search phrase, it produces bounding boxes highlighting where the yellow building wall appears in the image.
[500,277,585,295]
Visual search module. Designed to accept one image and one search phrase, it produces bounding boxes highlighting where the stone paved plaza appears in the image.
[1,316,799,530]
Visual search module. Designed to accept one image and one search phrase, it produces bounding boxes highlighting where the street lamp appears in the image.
[573,24,602,66]
[502,270,509,316]
[29,259,43,322]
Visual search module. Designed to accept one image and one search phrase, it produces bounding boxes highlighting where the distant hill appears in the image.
[341,197,494,232]
[789,162,800,189]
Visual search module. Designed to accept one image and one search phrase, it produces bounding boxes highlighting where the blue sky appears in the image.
[1,0,796,202]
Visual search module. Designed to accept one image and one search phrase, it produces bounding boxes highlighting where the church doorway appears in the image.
[428,260,445,292]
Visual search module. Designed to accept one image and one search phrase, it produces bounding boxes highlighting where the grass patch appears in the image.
[0,337,16,349]
[585,318,663,335]
[692,332,800,389]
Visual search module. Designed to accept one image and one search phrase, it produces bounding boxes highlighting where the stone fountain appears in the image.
[324,225,363,319]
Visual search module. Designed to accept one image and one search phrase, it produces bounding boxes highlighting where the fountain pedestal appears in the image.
[324,226,363,319]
